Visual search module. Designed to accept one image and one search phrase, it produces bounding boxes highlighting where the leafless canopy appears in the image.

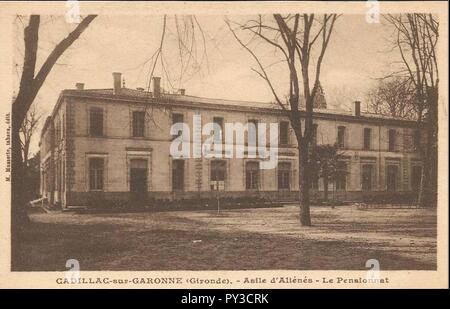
[384,13,439,207]
[367,76,417,120]
[226,14,339,226]
[384,14,439,121]
[19,104,41,167]
[137,15,209,94]
[226,14,338,141]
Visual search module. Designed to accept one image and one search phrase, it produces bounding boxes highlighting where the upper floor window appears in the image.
[213,117,224,143]
[388,129,396,151]
[279,121,289,145]
[337,126,346,148]
[172,113,184,137]
[248,119,258,146]
[132,111,145,137]
[89,157,104,191]
[89,108,104,137]
[363,128,371,150]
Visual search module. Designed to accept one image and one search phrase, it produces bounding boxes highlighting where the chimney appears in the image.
[152,76,161,98]
[179,88,186,95]
[75,83,84,90]
[112,72,122,95]
[354,101,361,117]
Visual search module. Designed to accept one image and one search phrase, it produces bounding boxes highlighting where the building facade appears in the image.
[40,73,423,209]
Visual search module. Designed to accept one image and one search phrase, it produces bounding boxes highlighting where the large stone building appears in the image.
[40,73,423,209]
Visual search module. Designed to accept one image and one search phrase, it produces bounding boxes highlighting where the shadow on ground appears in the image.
[13,212,435,271]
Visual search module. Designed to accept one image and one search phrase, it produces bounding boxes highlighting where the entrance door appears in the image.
[130,159,148,204]
[386,165,398,192]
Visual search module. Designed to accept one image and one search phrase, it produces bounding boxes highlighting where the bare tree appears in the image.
[12,14,96,257]
[19,105,41,167]
[227,14,338,226]
[127,15,209,131]
[367,76,417,119]
[384,14,438,207]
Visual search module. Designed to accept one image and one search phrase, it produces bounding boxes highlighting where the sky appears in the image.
[13,14,400,154]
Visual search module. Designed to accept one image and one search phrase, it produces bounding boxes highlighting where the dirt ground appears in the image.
[14,205,436,271]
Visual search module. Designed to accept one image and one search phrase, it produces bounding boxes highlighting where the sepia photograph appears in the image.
[0,1,447,289]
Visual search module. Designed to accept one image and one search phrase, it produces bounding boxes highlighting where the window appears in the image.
[210,160,226,190]
[130,159,148,193]
[213,117,224,143]
[248,119,258,146]
[279,121,289,145]
[62,161,65,193]
[388,129,396,152]
[278,162,291,190]
[311,124,318,145]
[411,165,422,191]
[337,126,346,148]
[310,177,319,190]
[89,158,104,190]
[172,113,184,137]
[362,164,373,191]
[172,159,184,191]
[54,119,60,141]
[132,111,145,137]
[413,129,420,150]
[386,165,399,191]
[246,161,260,190]
[62,114,65,139]
[363,128,371,150]
[90,108,103,137]
[335,161,347,190]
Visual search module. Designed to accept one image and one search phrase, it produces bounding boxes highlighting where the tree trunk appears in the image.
[11,104,29,270]
[298,143,312,226]
[418,91,438,208]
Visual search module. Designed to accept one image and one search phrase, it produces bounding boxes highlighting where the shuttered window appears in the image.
[132,111,145,137]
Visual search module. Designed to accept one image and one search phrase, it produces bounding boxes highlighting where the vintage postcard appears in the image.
[0,1,447,290]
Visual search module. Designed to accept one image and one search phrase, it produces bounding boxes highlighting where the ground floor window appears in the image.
[210,160,226,190]
[246,161,260,190]
[278,162,291,190]
[309,177,319,190]
[361,164,373,191]
[89,158,104,190]
[411,165,422,191]
[172,159,184,191]
[129,159,148,193]
[335,161,347,191]
[386,164,399,192]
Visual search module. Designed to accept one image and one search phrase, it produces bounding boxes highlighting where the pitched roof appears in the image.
[62,87,413,122]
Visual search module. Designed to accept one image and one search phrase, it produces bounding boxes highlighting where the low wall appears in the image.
[65,190,417,209]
